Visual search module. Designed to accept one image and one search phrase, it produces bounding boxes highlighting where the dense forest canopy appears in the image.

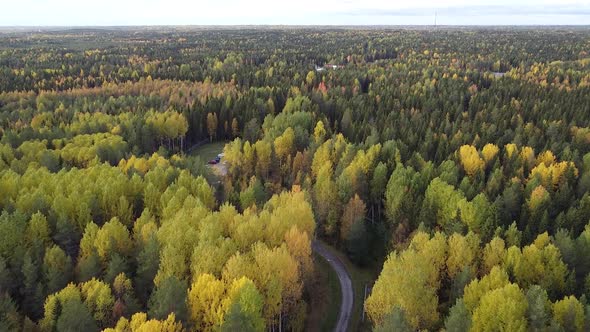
[1,27,590,331]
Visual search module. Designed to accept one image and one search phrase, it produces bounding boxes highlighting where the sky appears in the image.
[1,0,590,26]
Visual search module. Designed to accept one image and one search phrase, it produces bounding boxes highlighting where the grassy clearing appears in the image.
[317,241,380,332]
[306,252,341,332]
[188,141,227,184]
[189,141,227,161]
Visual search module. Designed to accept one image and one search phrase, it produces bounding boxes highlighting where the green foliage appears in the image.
[44,245,73,295]
[420,177,465,229]
[345,220,369,266]
[56,299,99,332]
[384,165,417,227]
[374,307,412,332]
[0,293,21,331]
[148,276,188,323]
[445,299,471,332]
[526,285,550,331]
[221,302,259,332]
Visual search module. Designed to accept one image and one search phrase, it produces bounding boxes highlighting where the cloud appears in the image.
[1,0,590,25]
[346,4,590,17]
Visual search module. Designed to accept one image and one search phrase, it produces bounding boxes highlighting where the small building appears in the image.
[315,64,344,72]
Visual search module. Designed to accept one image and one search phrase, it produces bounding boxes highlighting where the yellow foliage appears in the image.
[94,217,133,261]
[251,243,301,322]
[482,237,506,275]
[471,283,527,332]
[313,121,326,143]
[273,127,295,161]
[340,194,366,241]
[119,153,170,175]
[553,296,585,332]
[459,145,484,176]
[504,234,567,293]
[505,143,518,158]
[365,232,447,330]
[446,232,480,278]
[481,143,499,165]
[463,266,510,311]
[284,227,313,281]
[528,185,550,212]
[529,160,577,189]
[187,274,226,331]
[80,278,115,326]
[127,313,184,332]
[537,150,556,166]
[265,189,315,246]
[520,146,536,169]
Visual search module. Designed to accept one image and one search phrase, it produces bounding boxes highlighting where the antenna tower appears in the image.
[435,11,437,28]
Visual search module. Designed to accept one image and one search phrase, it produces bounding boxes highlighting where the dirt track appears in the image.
[312,241,353,332]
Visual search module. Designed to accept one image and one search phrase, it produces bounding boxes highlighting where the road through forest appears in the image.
[312,241,353,332]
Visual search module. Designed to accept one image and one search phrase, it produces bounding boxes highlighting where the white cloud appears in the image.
[1,0,589,25]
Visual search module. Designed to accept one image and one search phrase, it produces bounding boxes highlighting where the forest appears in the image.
[1,27,590,331]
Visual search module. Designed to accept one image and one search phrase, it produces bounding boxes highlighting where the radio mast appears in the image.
[434,11,437,28]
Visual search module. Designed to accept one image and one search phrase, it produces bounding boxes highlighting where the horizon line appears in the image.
[2,24,590,28]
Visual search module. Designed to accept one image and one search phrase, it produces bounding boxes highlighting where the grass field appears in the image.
[189,141,227,161]
[188,141,227,184]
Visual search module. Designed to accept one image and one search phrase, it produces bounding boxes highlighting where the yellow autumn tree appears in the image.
[250,243,301,325]
[284,227,313,282]
[206,113,218,142]
[505,233,567,294]
[446,232,480,278]
[529,161,578,189]
[365,232,447,330]
[273,127,295,165]
[528,185,550,213]
[231,118,239,138]
[481,143,500,165]
[254,140,272,179]
[313,121,326,143]
[221,277,265,331]
[553,296,585,332]
[81,278,115,327]
[114,313,184,332]
[471,283,528,332]
[340,194,366,241]
[482,237,507,275]
[463,266,510,311]
[94,217,133,262]
[505,143,518,159]
[459,145,484,176]
[187,274,226,331]
[520,146,536,170]
[537,150,556,166]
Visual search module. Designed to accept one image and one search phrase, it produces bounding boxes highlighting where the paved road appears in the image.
[312,241,353,332]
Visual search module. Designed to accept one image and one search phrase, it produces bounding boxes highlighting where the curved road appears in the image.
[312,241,353,332]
